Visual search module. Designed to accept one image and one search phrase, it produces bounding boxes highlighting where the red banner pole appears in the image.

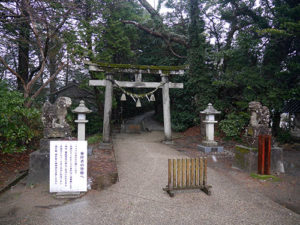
[258,135,263,174]
[265,135,271,175]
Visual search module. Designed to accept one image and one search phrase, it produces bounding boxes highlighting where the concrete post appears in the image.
[162,75,172,141]
[103,74,113,143]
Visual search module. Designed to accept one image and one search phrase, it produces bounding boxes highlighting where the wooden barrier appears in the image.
[163,158,211,197]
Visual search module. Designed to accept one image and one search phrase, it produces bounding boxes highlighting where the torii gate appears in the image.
[85,61,186,143]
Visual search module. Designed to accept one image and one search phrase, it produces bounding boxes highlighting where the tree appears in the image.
[0,0,75,107]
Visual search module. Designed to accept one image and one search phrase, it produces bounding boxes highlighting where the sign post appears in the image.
[50,141,87,193]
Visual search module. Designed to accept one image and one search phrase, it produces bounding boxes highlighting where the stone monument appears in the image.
[27,97,72,184]
[234,101,284,174]
[291,112,300,140]
[41,97,72,138]
[197,103,223,153]
[245,101,271,146]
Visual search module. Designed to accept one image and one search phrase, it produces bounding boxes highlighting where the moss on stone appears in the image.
[235,145,257,153]
[250,173,280,182]
[234,145,258,170]
[92,62,188,74]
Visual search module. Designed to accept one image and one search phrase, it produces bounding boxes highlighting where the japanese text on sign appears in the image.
[50,141,87,192]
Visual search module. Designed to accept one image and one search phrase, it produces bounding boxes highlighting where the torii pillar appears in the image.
[86,61,185,144]
[103,74,113,143]
[162,75,172,141]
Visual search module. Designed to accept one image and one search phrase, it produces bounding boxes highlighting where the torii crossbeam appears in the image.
[85,61,186,143]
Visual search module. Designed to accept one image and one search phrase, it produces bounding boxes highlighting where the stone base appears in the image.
[202,140,218,146]
[291,129,300,141]
[162,140,174,145]
[99,142,113,150]
[197,144,224,153]
[234,145,257,173]
[27,150,50,184]
[271,147,285,173]
[88,146,93,156]
[55,192,84,199]
[39,138,64,153]
[27,138,65,184]
[234,145,284,173]
[43,127,71,138]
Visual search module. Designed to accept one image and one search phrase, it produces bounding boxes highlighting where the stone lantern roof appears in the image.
[72,100,92,114]
[200,103,221,115]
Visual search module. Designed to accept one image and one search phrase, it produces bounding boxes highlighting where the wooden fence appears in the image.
[163,158,211,197]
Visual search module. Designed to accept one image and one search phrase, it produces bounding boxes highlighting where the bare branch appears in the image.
[168,45,187,59]
[26,58,46,91]
[25,0,45,60]
[0,56,26,87]
[49,6,74,39]
[123,20,188,47]
[137,0,162,21]
[26,62,65,107]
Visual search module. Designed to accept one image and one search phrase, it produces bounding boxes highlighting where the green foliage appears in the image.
[275,128,293,144]
[171,110,195,131]
[0,82,42,153]
[86,112,103,135]
[170,0,214,131]
[250,173,280,182]
[219,112,250,138]
[87,133,102,145]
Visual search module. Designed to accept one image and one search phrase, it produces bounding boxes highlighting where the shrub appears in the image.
[171,110,196,132]
[0,82,42,153]
[87,133,102,145]
[275,128,293,144]
[219,112,249,139]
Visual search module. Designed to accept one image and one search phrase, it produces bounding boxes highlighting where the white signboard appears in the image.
[50,141,87,193]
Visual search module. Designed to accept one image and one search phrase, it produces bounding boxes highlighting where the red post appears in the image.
[264,135,271,175]
[258,135,263,174]
[258,135,271,175]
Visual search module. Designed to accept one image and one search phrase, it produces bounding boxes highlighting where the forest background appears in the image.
[0,0,299,153]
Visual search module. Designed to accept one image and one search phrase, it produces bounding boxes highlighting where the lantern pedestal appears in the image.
[72,100,92,141]
[197,103,223,153]
[197,144,224,153]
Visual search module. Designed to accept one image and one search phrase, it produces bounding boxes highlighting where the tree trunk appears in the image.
[272,111,281,137]
[17,1,30,91]
[84,0,103,115]
[49,51,57,103]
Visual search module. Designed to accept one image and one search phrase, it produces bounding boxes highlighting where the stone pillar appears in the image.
[201,104,220,146]
[162,75,172,141]
[205,114,216,142]
[103,74,113,143]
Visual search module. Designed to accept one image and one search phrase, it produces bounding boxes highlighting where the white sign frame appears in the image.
[50,141,87,193]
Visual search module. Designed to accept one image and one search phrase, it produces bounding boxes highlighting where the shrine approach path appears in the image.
[0,131,300,225]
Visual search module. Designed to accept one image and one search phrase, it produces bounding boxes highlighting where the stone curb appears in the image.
[0,169,28,195]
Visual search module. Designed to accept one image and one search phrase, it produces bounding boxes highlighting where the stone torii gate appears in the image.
[85,61,185,143]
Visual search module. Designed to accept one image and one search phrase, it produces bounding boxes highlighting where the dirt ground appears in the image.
[172,126,300,215]
[1,126,299,216]
[0,151,32,191]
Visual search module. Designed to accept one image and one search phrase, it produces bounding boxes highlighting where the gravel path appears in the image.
[0,131,299,225]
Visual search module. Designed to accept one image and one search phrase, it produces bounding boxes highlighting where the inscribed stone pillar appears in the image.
[162,75,172,141]
[103,74,113,143]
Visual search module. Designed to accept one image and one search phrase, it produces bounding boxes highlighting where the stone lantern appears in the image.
[198,103,223,153]
[72,100,92,141]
